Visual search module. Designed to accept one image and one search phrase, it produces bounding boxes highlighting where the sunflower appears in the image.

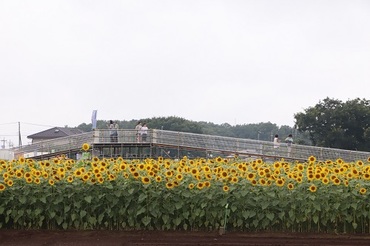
[0,183,5,191]
[205,173,212,180]
[203,166,211,173]
[258,169,266,177]
[251,179,257,186]
[287,183,294,190]
[165,170,173,178]
[2,172,9,179]
[74,169,82,177]
[259,178,267,185]
[6,179,13,187]
[275,178,285,187]
[188,183,195,189]
[223,185,229,192]
[34,178,41,184]
[309,184,317,192]
[333,178,341,185]
[16,171,23,178]
[155,176,162,182]
[363,173,370,180]
[351,168,359,176]
[297,164,304,171]
[93,168,100,175]
[82,174,90,182]
[197,182,204,190]
[274,162,281,169]
[166,182,174,189]
[356,160,364,166]
[230,176,238,184]
[308,156,316,163]
[108,174,116,181]
[26,177,33,183]
[307,173,314,181]
[18,157,26,164]
[221,171,228,179]
[191,168,199,176]
[48,179,55,186]
[247,173,256,181]
[175,173,183,181]
[67,176,73,183]
[82,143,90,151]
[141,176,150,184]
[322,177,329,185]
[360,188,367,195]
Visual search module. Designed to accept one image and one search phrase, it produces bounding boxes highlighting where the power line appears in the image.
[0,122,18,126]
[20,122,59,128]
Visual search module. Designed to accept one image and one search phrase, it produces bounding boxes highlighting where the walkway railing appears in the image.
[13,129,370,162]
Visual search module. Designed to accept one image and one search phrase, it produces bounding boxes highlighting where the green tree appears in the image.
[294,97,370,151]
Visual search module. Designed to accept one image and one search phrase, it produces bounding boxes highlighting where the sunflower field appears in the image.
[1,144,370,233]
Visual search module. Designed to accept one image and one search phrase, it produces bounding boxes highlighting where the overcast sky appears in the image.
[1,0,369,147]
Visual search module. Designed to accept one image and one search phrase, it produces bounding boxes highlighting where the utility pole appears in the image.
[18,122,22,147]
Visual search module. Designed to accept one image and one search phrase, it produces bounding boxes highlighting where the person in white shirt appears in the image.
[108,120,118,142]
[273,134,280,156]
[140,123,148,142]
[135,121,142,142]
[273,134,280,148]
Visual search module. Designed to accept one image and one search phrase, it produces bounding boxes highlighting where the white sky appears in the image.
[1,0,369,147]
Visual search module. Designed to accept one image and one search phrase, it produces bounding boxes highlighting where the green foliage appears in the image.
[294,97,370,151]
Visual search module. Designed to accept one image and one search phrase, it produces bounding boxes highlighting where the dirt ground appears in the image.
[1,230,370,246]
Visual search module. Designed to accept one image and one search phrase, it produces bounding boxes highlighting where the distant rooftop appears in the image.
[27,127,85,140]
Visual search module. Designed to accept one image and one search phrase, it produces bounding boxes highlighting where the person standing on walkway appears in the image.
[108,120,118,142]
[140,123,148,142]
[273,134,280,155]
[135,121,142,142]
[285,134,294,157]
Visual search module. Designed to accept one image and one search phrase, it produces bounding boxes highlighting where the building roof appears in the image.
[27,127,85,140]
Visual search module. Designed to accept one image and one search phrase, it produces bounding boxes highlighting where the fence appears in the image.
[12,129,370,162]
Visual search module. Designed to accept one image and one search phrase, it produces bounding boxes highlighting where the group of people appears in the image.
[135,121,148,142]
[273,134,294,157]
[108,120,149,143]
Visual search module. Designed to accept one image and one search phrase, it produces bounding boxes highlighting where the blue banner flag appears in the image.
[91,110,97,129]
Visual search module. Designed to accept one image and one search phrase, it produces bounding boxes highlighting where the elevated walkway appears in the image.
[13,129,370,162]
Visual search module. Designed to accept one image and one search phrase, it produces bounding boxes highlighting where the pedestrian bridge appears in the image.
[13,129,370,162]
